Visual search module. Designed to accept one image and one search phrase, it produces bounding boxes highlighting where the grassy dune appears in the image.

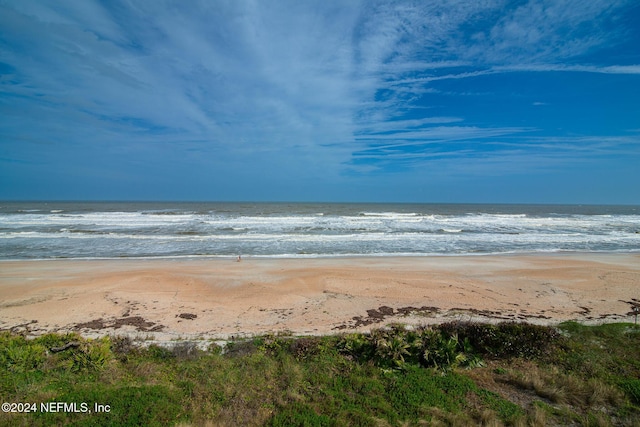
[2,322,640,426]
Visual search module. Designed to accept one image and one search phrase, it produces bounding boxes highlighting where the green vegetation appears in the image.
[1,321,639,426]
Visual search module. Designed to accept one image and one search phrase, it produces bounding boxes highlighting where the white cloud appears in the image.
[1,0,637,187]
[474,0,630,64]
[356,126,531,143]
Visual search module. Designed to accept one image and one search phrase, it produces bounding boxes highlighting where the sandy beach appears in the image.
[1,254,639,341]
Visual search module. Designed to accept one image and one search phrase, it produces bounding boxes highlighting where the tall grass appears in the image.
[1,321,639,426]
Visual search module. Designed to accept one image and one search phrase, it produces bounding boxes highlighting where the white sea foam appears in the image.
[1,203,638,259]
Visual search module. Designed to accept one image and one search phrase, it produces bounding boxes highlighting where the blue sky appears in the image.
[1,0,639,204]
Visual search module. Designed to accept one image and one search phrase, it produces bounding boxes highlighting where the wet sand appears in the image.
[1,254,639,340]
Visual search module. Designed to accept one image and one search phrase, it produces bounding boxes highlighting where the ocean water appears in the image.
[0,202,638,260]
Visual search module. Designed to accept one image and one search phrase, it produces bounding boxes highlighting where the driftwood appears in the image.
[49,341,80,353]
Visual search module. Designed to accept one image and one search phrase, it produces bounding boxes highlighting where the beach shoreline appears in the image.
[1,253,639,341]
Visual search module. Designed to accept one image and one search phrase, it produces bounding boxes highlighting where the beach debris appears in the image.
[621,299,640,324]
[49,341,80,353]
[73,316,164,332]
[3,319,38,335]
[177,313,197,320]
[575,306,593,318]
[74,319,106,330]
[334,306,440,330]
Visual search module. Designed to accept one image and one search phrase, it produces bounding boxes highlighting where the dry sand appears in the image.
[1,254,639,341]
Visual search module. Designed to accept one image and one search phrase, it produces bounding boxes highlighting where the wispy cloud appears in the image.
[1,0,638,201]
[495,63,640,74]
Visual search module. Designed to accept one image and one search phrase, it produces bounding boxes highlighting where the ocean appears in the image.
[0,202,638,260]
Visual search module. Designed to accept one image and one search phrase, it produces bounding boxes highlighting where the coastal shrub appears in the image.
[560,320,640,339]
[0,333,47,374]
[439,321,561,359]
[258,333,289,355]
[337,325,483,370]
[338,326,417,368]
[33,332,82,350]
[70,338,112,372]
[288,336,323,360]
[421,330,468,371]
[338,333,375,362]
[371,328,412,368]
